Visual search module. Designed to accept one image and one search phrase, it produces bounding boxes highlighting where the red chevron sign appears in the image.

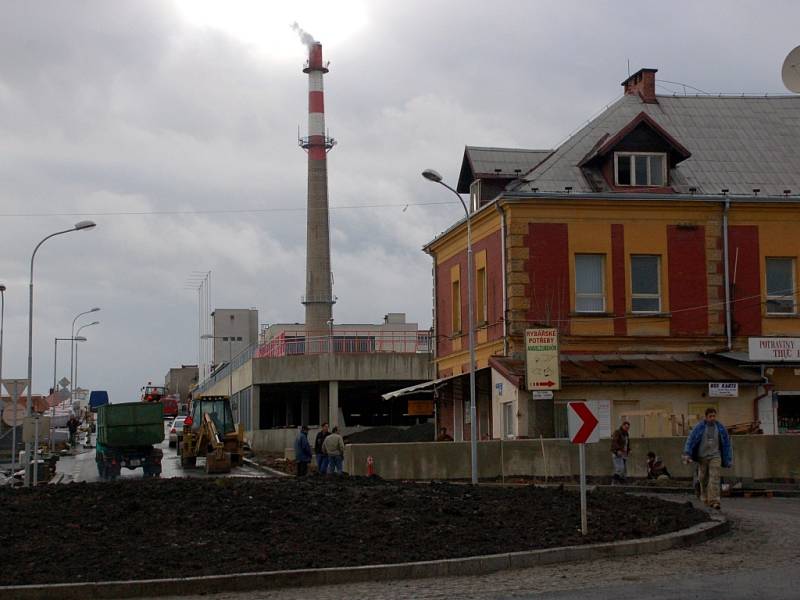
[568,402,600,444]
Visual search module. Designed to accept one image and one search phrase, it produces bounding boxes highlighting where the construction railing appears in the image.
[255,329,432,358]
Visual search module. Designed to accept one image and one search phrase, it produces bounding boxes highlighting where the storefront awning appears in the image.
[490,353,764,386]
[381,371,473,400]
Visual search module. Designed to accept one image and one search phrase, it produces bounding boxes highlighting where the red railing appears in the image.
[255,329,432,358]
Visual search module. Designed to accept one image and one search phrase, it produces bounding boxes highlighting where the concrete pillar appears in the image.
[318,384,329,426]
[301,388,310,426]
[252,385,261,431]
[329,380,339,428]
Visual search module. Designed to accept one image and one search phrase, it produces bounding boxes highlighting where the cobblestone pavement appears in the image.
[153,495,800,600]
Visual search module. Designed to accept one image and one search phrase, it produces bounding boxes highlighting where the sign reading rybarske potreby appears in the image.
[748,337,800,361]
[709,382,738,398]
[525,328,560,391]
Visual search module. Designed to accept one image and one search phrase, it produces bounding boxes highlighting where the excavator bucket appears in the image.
[206,451,232,474]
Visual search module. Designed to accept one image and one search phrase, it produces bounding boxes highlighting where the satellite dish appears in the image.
[781,45,800,93]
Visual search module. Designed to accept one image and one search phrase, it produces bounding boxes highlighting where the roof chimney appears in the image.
[621,68,658,104]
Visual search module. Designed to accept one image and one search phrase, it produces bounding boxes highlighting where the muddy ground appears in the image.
[0,477,708,586]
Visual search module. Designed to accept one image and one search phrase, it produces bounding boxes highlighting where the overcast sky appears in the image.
[1,0,798,402]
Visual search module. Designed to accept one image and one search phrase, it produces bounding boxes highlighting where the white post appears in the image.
[579,443,588,535]
[33,416,40,486]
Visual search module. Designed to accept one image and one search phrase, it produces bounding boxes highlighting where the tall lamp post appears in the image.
[51,335,86,450]
[25,220,96,487]
[422,168,478,485]
[201,334,233,399]
[73,321,99,407]
[70,307,100,401]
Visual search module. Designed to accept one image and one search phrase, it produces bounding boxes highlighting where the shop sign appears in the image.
[525,328,560,391]
[748,337,800,361]
[709,382,738,398]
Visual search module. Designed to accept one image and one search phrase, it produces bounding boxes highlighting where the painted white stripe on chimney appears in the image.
[309,72,324,93]
[308,113,325,136]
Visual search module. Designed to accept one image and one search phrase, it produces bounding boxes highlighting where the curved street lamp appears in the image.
[422,169,478,485]
[25,220,96,486]
[73,322,99,406]
[70,307,100,400]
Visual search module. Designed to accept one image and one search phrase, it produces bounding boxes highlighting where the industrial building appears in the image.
[192,40,434,451]
[410,68,800,440]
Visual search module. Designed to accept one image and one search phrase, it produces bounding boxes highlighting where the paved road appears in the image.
[56,424,271,483]
[159,495,800,600]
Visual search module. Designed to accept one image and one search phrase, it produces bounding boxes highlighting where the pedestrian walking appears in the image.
[682,407,732,510]
[293,425,312,477]
[610,421,631,484]
[314,422,331,475]
[322,426,345,474]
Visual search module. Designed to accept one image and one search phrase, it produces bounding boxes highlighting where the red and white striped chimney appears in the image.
[301,42,336,336]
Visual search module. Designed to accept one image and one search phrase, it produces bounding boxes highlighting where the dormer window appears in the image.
[614,152,666,186]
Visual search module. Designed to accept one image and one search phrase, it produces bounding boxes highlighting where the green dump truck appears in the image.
[95,402,164,479]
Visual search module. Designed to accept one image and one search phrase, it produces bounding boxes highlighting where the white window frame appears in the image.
[502,401,514,439]
[575,254,606,313]
[614,152,667,187]
[766,257,797,315]
[630,255,662,313]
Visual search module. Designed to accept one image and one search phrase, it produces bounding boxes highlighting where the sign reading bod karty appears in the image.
[525,328,560,391]
[748,337,800,361]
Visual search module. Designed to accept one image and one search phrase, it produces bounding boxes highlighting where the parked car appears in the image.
[168,416,187,448]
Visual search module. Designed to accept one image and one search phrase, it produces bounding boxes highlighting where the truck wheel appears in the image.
[180,456,196,468]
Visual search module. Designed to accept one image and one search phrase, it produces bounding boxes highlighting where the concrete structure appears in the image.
[194,313,435,450]
[345,435,800,481]
[300,40,336,335]
[416,67,800,440]
[211,309,258,368]
[164,364,198,405]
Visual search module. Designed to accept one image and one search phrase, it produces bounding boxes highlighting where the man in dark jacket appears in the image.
[314,422,330,475]
[293,425,312,476]
[610,421,631,483]
[683,407,732,509]
[67,414,81,448]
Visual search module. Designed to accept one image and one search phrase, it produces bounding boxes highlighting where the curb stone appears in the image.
[0,515,728,599]
[242,457,291,478]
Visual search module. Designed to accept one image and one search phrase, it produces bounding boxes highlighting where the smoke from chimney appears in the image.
[291,22,316,48]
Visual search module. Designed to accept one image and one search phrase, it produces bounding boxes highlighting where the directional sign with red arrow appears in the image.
[568,401,600,444]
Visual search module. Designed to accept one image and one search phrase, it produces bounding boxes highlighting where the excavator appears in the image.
[179,396,244,474]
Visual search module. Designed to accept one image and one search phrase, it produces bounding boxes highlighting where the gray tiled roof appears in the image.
[510,94,800,196]
[465,146,552,177]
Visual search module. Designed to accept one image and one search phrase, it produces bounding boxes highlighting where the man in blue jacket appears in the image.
[682,407,732,509]
[294,425,312,477]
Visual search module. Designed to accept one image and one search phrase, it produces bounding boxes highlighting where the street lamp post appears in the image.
[422,168,479,485]
[201,334,233,399]
[25,220,96,487]
[73,321,99,409]
[70,308,100,402]
[52,336,88,451]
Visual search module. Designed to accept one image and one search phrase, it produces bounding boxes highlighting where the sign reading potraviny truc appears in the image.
[748,337,800,361]
[525,328,561,391]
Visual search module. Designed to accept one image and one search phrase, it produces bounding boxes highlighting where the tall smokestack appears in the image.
[300,41,336,335]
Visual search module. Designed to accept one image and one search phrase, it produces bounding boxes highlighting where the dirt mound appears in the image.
[0,478,708,586]
[345,423,435,444]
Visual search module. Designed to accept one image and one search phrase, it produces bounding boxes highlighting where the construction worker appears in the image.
[610,421,631,484]
[322,426,345,474]
[683,407,732,510]
[293,425,312,477]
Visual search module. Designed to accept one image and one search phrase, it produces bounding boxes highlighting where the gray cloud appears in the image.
[0,0,798,400]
